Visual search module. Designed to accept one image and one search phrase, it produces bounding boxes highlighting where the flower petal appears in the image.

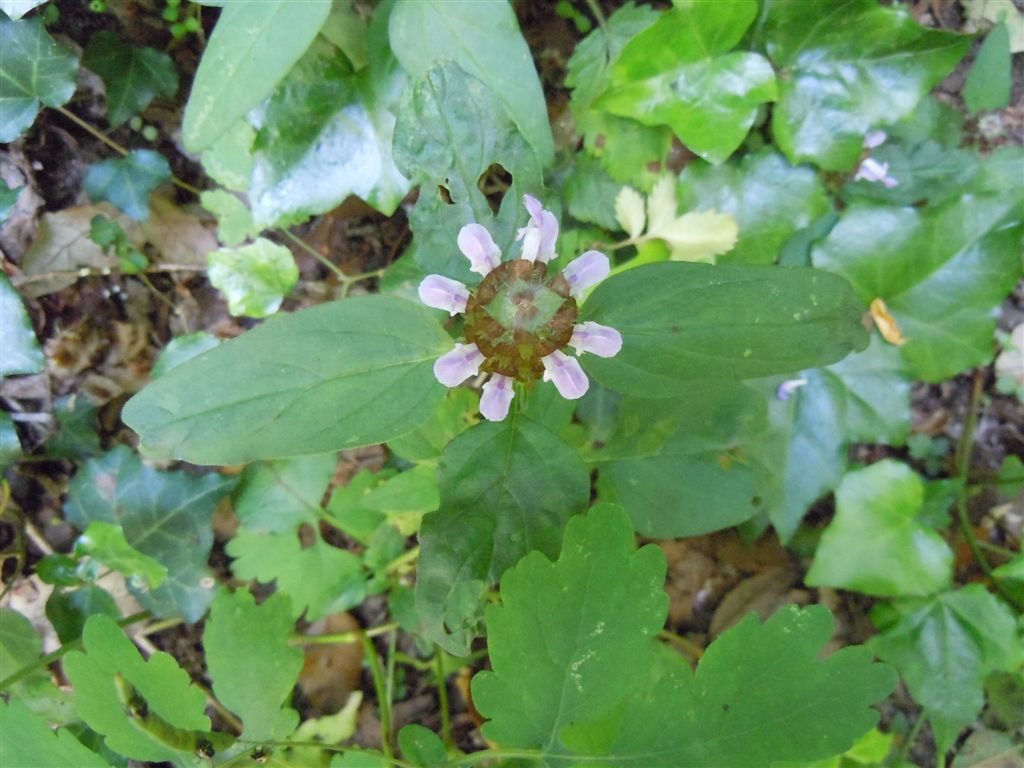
[541,350,589,400]
[854,158,898,187]
[562,250,610,298]
[418,274,469,316]
[523,193,543,222]
[433,342,485,387]
[458,223,501,276]
[863,130,887,149]
[569,321,622,358]
[480,374,515,421]
[536,210,559,263]
[518,195,559,263]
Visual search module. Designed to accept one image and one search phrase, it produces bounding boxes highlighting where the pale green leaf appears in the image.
[963,22,1012,114]
[83,150,171,221]
[234,454,337,533]
[75,521,168,590]
[122,295,451,464]
[82,32,178,126]
[207,238,298,318]
[200,121,255,192]
[200,190,258,247]
[0,272,44,376]
[150,332,221,378]
[387,388,478,462]
[614,186,645,239]
[0,698,107,768]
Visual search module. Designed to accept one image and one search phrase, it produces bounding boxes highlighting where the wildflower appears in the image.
[776,378,808,401]
[418,195,622,421]
[854,131,899,188]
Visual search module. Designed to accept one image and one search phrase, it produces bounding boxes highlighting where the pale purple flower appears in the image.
[434,343,485,387]
[863,130,887,150]
[562,250,610,299]
[480,374,515,421]
[517,194,559,263]
[570,322,622,358]
[776,378,808,401]
[418,275,469,316]
[542,350,589,400]
[854,158,899,188]
[458,223,501,276]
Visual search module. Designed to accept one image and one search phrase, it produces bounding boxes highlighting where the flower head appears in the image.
[854,132,899,188]
[418,195,622,420]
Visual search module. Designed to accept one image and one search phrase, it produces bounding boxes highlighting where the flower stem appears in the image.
[360,629,394,759]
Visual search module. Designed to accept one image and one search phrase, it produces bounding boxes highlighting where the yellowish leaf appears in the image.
[869,298,908,346]
[658,210,739,264]
[964,0,1024,53]
[614,186,646,239]
[646,175,678,233]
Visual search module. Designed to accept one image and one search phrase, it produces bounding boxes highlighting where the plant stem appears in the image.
[583,0,610,42]
[892,711,926,766]
[0,611,150,691]
[290,622,398,646]
[977,540,1019,560]
[434,649,454,749]
[360,630,394,759]
[658,628,704,662]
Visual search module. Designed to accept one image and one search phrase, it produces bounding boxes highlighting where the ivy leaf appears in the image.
[75,521,168,590]
[82,31,178,127]
[233,454,337,533]
[227,529,365,621]
[123,295,450,464]
[64,446,234,621]
[581,262,869,398]
[83,150,171,221]
[389,0,554,167]
[870,586,1024,753]
[0,15,78,142]
[766,0,970,170]
[600,0,777,164]
[416,417,590,654]
[199,189,258,246]
[676,148,831,265]
[204,590,302,743]
[0,272,44,376]
[248,37,410,227]
[812,150,1024,381]
[207,238,299,318]
[182,0,331,152]
[63,614,211,763]
[806,460,953,597]
[0,698,107,768]
[472,504,896,765]
[393,62,542,283]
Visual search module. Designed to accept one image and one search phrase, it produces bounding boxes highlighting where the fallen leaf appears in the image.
[870,297,908,346]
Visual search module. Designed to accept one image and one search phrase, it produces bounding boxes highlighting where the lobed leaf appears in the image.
[83,150,171,222]
[0,698,107,768]
[82,31,178,127]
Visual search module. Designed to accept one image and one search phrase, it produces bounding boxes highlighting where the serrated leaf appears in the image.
[964,22,1012,114]
[123,295,450,464]
[580,262,869,397]
[227,529,365,622]
[0,15,78,142]
[207,238,298,318]
[82,31,178,126]
[0,272,43,376]
[564,155,623,232]
[812,152,1024,381]
[600,0,776,164]
[614,186,645,238]
[234,454,337,533]
[472,505,896,765]
[199,190,257,246]
[677,148,831,265]
[182,0,330,152]
[389,0,553,167]
[871,586,1024,752]
[76,521,168,590]
[63,614,211,762]
[64,446,234,621]
[637,176,738,263]
[417,417,590,654]
[0,698,107,768]
[806,460,953,596]
[83,150,171,221]
[767,0,970,170]
[205,590,302,742]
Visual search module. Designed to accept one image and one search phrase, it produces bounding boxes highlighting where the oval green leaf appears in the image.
[123,295,450,464]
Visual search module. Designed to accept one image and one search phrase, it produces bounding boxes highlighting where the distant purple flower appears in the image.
[854,132,899,188]
[776,378,808,401]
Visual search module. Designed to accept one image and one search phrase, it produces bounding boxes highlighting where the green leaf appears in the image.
[595,386,768,537]
[389,0,554,167]
[806,460,953,596]
[199,190,257,246]
[63,614,211,763]
[362,463,439,535]
[600,0,777,164]
[64,446,234,621]
[46,586,120,644]
[200,121,255,192]
[234,454,337,533]
[83,150,171,221]
[964,22,1012,114]
[870,585,1024,752]
[123,295,450,464]
[150,332,221,378]
[204,590,302,742]
[472,504,896,765]
[387,388,478,462]
[812,155,1024,381]
[0,411,21,469]
[0,608,58,702]
[227,529,365,621]
[75,521,168,590]
[580,262,869,397]
[677,148,831,265]
[248,37,410,226]
[398,724,446,767]
[207,238,298,318]
[182,0,330,152]
[767,0,971,170]
[82,31,178,126]
[582,112,673,190]
[0,180,22,224]
[416,417,590,654]
[393,62,542,283]
[0,15,78,142]
[565,155,623,232]
[0,272,44,376]
[0,698,107,768]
